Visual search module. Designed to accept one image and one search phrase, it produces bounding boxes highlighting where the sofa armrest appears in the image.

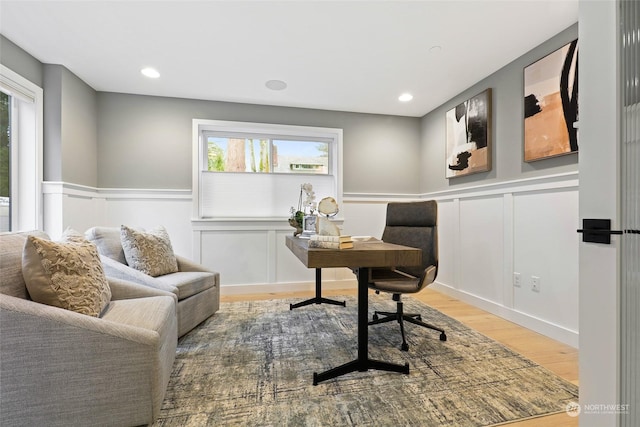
[99,255,178,295]
[0,294,172,426]
[108,277,177,303]
[175,255,214,273]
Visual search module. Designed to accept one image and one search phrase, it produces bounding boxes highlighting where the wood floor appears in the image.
[221,286,579,427]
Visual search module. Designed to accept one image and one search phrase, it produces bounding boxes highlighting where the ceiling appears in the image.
[0,0,578,117]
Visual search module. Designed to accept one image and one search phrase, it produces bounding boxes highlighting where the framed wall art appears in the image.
[445,88,492,178]
[523,39,578,162]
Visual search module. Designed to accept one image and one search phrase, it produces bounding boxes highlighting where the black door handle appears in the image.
[577,219,640,244]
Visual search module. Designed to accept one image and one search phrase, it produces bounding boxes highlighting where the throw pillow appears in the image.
[22,230,112,317]
[120,225,179,277]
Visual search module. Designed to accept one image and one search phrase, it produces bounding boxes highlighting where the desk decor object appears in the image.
[445,88,492,178]
[308,234,353,249]
[289,183,316,236]
[524,39,578,162]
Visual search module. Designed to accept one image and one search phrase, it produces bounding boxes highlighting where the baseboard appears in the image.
[431,282,579,349]
[220,279,357,296]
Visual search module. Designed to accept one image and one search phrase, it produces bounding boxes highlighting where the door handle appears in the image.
[577,219,640,244]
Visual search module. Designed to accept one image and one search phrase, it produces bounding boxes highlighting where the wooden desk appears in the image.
[285,235,421,385]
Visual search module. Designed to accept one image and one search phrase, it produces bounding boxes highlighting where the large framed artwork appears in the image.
[524,39,578,162]
[445,88,492,178]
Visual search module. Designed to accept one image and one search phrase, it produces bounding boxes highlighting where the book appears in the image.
[309,235,352,243]
[308,240,354,249]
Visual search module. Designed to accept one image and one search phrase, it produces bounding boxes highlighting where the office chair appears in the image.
[369,200,447,351]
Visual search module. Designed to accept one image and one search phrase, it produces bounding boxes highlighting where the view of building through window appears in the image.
[0,91,10,232]
[206,135,329,174]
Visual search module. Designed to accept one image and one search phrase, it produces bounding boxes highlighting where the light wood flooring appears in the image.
[221,286,579,426]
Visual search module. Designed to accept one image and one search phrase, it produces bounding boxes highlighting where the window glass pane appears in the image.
[207,137,271,173]
[273,139,329,174]
[0,92,10,231]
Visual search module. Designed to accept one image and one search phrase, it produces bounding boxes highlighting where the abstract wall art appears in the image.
[445,88,492,178]
[524,39,578,162]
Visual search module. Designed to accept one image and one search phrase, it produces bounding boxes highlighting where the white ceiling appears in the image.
[0,0,578,117]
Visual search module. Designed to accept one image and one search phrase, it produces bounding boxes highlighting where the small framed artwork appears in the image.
[445,88,492,178]
[524,39,578,162]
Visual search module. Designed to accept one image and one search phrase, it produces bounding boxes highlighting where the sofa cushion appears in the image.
[0,231,49,299]
[121,225,179,277]
[155,271,216,300]
[22,231,112,317]
[85,226,128,264]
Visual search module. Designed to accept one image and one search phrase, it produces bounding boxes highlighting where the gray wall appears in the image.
[0,35,43,87]
[43,64,98,186]
[97,93,422,193]
[1,37,98,187]
[420,24,579,194]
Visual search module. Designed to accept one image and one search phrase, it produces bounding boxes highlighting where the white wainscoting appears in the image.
[43,171,579,347]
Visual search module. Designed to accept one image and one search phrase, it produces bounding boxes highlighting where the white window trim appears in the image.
[192,119,343,220]
[0,64,43,231]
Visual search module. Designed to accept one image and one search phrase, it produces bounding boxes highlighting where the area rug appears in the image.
[153,294,578,426]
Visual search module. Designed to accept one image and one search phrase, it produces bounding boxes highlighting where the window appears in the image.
[204,135,329,175]
[193,120,342,219]
[0,65,43,231]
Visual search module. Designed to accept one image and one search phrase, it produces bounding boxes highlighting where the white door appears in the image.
[579,1,639,426]
[578,1,620,426]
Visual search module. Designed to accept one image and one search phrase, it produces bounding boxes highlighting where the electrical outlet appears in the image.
[532,276,541,292]
[513,272,521,287]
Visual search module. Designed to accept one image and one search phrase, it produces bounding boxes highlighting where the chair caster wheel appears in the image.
[372,314,379,321]
[401,343,409,351]
[440,333,447,342]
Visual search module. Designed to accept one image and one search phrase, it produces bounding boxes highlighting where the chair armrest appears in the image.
[176,255,214,273]
[108,277,177,303]
[99,255,178,295]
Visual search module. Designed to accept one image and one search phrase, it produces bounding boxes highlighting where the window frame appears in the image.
[192,119,343,220]
[0,65,43,231]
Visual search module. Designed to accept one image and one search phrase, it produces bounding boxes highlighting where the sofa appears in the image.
[85,226,220,337]
[0,231,178,426]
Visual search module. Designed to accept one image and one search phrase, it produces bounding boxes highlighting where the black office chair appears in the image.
[369,200,447,351]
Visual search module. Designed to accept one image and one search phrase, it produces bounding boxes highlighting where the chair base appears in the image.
[370,300,446,351]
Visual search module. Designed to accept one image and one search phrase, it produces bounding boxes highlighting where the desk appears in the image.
[285,235,421,385]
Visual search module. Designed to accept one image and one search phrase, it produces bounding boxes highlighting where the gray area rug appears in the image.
[154,294,578,426]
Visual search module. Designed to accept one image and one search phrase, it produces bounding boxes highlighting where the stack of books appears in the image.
[308,235,353,249]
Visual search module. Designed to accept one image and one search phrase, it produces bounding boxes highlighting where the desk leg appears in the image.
[313,267,409,385]
[290,269,346,310]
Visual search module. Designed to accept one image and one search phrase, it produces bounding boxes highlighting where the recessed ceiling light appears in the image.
[265,79,287,91]
[399,93,414,102]
[429,45,442,54]
[141,67,160,79]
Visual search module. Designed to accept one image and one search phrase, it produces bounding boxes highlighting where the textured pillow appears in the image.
[120,225,179,277]
[21,230,112,317]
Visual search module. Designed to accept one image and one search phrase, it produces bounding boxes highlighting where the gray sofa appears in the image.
[85,226,220,337]
[0,231,178,426]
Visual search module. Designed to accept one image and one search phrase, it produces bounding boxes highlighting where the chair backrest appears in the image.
[381,200,438,281]
[0,231,49,299]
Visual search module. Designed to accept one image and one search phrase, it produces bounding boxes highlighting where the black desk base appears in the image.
[313,267,410,385]
[290,269,346,310]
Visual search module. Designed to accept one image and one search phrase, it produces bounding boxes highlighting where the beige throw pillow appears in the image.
[22,230,112,317]
[120,225,179,277]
